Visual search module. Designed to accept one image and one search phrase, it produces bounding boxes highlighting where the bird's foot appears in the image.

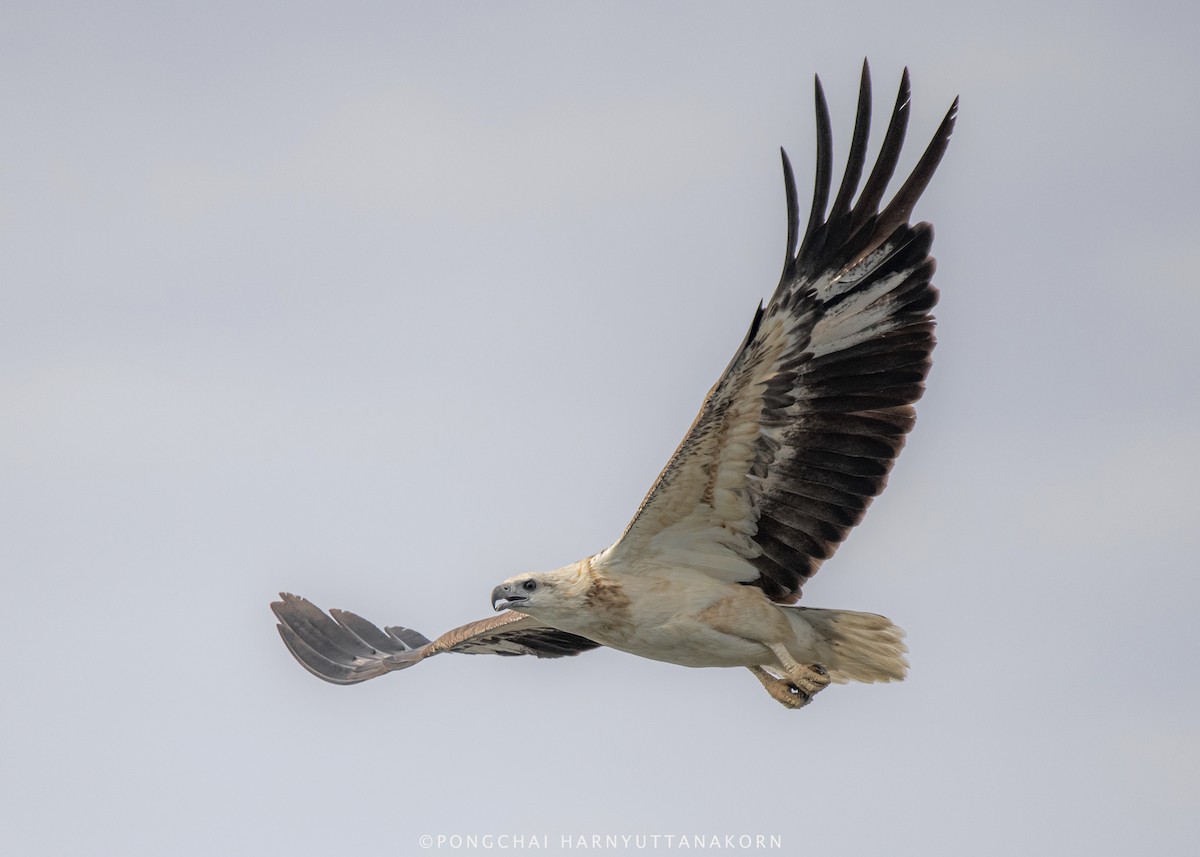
[748,664,830,710]
[788,662,831,697]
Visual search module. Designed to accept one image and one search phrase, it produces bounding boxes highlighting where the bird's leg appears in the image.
[748,643,832,709]
[770,642,831,695]
[749,666,814,709]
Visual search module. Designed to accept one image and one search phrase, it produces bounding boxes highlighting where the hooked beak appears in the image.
[491,583,528,612]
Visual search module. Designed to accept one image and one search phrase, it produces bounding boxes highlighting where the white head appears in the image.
[489,564,591,624]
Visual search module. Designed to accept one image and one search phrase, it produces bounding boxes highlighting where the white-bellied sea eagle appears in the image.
[272,63,957,709]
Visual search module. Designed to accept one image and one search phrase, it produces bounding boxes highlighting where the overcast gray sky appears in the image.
[3,2,1198,855]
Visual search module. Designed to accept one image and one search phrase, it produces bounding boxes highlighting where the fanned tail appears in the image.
[785,606,908,684]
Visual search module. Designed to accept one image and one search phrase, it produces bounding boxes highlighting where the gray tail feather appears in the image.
[271,592,430,685]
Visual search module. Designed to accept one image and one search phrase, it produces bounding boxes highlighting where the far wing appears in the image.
[271,592,601,685]
[605,64,956,603]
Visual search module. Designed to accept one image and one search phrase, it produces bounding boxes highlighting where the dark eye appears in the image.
[522,579,538,592]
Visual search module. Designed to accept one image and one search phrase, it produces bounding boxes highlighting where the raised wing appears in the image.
[271,592,601,685]
[605,63,957,603]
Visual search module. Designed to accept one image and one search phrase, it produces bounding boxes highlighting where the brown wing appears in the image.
[271,593,601,685]
[604,63,957,603]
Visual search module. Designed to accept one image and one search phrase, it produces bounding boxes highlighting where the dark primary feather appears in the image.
[847,68,912,241]
[271,593,600,685]
[826,62,873,234]
[747,65,956,601]
[616,63,956,604]
[798,76,833,262]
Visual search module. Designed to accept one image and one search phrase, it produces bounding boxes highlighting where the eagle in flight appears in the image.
[273,63,956,709]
